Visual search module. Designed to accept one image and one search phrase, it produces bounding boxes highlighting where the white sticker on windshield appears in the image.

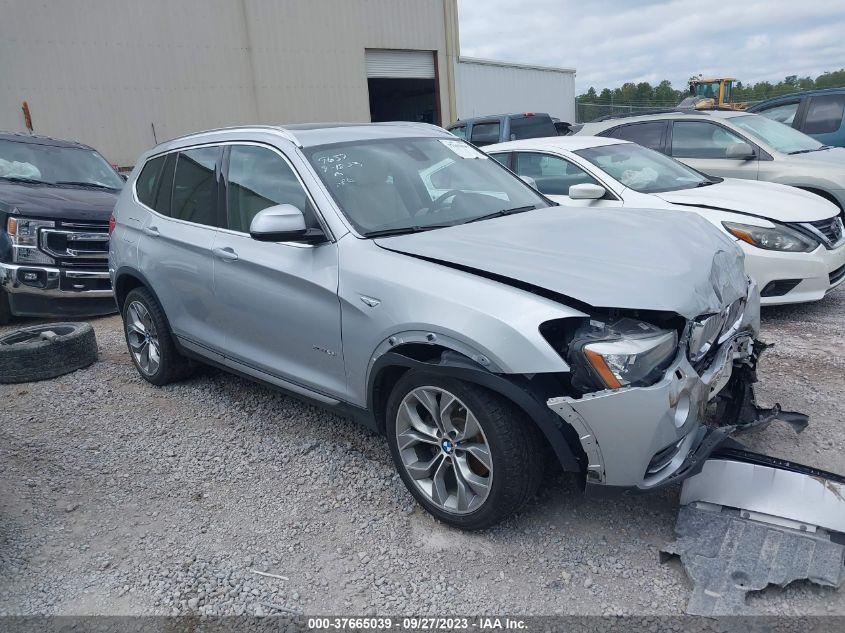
[439,139,488,159]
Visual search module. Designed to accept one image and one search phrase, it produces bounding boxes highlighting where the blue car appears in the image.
[748,88,845,148]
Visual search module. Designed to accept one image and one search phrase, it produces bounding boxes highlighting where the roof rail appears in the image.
[164,125,302,147]
[590,108,706,122]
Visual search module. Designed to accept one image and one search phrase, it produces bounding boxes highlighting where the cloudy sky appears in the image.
[458,0,845,93]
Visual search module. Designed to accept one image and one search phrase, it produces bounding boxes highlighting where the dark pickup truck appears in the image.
[446,112,559,147]
[0,133,122,323]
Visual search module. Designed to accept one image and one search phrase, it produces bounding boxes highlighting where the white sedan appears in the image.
[486,136,845,305]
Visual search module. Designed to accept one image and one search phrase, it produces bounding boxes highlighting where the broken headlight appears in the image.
[722,221,817,252]
[688,298,747,363]
[688,313,722,363]
[569,318,678,391]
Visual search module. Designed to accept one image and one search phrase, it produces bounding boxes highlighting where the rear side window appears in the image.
[154,153,177,216]
[171,146,220,227]
[757,101,800,126]
[803,95,845,135]
[508,116,557,140]
[226,145,317,233]
[670,121,745,159]
[470,122,501,146]
[608,122,665,152]
[135,155,165,208]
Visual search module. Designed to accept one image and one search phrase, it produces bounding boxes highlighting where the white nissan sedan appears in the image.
[486,136,845,305]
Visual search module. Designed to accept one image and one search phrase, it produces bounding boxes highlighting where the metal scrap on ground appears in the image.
[662,451,845,615]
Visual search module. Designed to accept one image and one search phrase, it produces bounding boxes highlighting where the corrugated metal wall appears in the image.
[0,0,456,166]
[455,58,576,123]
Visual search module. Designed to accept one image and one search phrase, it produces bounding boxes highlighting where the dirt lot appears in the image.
[1,288,844,616]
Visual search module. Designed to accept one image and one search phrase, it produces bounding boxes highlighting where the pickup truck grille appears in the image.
[39,220,109,270]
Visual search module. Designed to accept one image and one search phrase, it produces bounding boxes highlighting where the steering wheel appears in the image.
[429,189,464,212]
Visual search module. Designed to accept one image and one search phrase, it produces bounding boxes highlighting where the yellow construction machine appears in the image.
[679,76,749,110]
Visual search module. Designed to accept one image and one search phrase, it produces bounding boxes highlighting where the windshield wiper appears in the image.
[0,176,48,185]
[55,180,118,190]
[695,180,716,187]
[788,146,831,155]
[365,224,453,238]
[463,205,537,225]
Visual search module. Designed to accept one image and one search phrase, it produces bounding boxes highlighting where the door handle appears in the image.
[212,246,239,262]
[143,226,160,237]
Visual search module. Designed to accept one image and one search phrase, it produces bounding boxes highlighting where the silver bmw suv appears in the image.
[110,122,783,529]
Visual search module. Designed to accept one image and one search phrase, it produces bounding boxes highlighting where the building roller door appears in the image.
[365,49,439,125]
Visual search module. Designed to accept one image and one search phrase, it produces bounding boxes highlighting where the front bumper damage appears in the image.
[547,337,808,494]
[546,323,845,613]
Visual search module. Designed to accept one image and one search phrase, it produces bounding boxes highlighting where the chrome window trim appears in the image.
[131,140,335,245]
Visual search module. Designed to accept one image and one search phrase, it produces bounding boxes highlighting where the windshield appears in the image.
[0,139,123,189]
[730,115,823,154]
[306,137,549,236]
[575,142,711,193]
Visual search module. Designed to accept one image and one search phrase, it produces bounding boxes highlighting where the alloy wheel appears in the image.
[126,300,160,376]
[395,386,493,514]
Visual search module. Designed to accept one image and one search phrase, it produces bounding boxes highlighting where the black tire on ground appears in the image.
[0,322,98,383]
[386,370,545,530]
[122,287,194,386]
[0,289,11,325]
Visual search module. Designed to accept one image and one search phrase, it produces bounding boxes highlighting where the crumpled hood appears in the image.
[0,183,119,221]
[376,206,748,319]
[654,178,838,222]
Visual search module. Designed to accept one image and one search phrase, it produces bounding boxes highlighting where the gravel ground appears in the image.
[1,288,843,617]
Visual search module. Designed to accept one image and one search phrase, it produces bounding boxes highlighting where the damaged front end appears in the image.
[545,281,808,494]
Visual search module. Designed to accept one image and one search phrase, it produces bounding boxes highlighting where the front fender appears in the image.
[367,349,583,473]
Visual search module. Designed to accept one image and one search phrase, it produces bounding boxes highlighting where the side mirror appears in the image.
[519,175,538,189]
[249,204,325,244]
[568,183,606,200]
[726,142,756,160]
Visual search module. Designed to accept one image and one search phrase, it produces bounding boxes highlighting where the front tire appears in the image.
[386,370,544,530]
[122,287,193,385]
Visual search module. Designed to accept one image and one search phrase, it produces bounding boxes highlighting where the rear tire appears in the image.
[386,370,544,530]
[122,287,194,386]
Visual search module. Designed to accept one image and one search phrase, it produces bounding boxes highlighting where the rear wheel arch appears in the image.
[113,269,177,341]
[114,270,147,312]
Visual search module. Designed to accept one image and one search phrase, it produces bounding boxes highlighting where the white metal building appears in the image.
[456,57,577,123]
[0,0,576,166]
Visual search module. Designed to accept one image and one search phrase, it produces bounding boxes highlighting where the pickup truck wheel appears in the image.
[0,322,97,383]
[123,287,194,386]
[386,370,544,530]
[0,289,11,325]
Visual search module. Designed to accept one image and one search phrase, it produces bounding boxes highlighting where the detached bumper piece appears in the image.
[712,340,809,434]
[662,446,845,615]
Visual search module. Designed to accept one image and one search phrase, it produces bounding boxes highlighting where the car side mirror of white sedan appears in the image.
[568,183,606,200]
[519,175,538,189]
[726,142,756,160]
